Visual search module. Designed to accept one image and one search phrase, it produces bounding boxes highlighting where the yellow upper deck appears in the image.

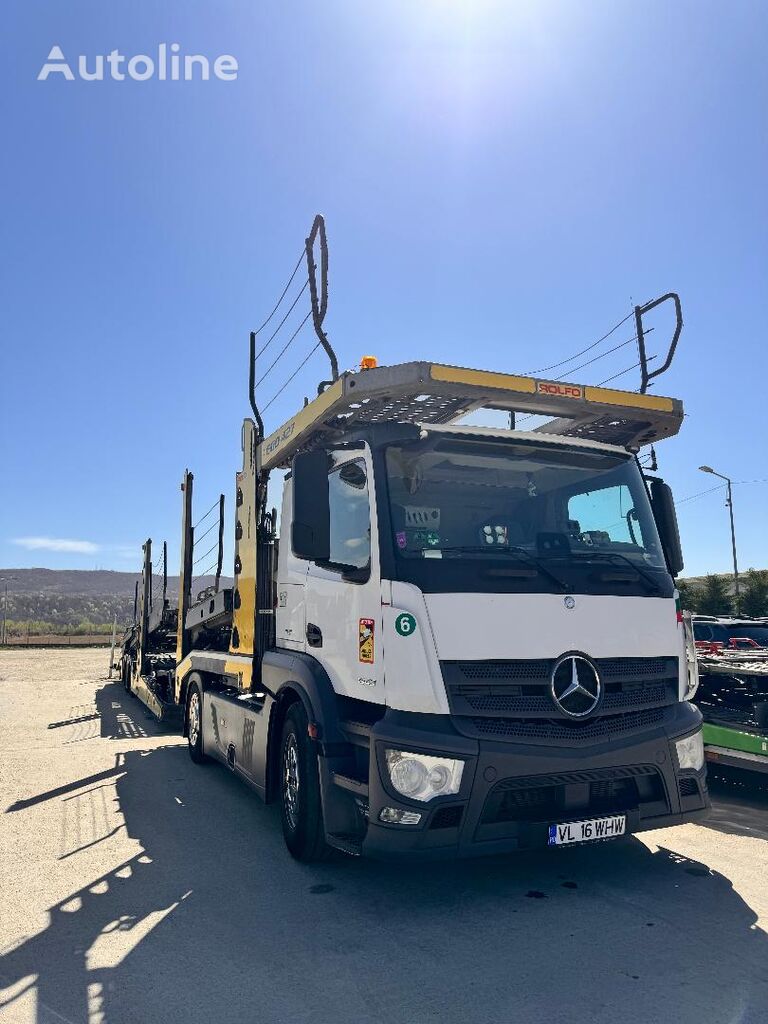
[258,361,683,471]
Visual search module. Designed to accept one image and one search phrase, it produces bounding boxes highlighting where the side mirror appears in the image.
[291,451,330,561]
[649,478,684,577]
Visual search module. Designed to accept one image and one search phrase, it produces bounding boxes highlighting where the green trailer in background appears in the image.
[692,616,768,774]
[696,651,768,770]
[703,720,768,774]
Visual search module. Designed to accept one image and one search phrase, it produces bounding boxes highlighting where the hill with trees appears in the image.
[0,568,231,639]
[677,568,768,617]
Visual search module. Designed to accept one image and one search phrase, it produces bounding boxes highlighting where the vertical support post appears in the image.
[176,471,195,664]
[108,614,117,678]
[215,494,225,593]
[163,541,168,606]
[139,539,152,676]
[255,503,277,680]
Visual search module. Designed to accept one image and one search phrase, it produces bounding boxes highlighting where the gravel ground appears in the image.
[1,648,767,1024]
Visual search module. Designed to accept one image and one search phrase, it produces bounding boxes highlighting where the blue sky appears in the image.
[1,0,766,579]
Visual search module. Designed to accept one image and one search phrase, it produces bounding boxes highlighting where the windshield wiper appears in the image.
[432,545,570,592]
[572,550,663,595]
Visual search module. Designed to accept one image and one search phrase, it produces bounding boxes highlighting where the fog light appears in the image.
[379,807,422,825]
[676,731,704,772]
[385,749,464,802]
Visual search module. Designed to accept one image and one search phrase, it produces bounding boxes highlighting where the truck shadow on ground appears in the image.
[1,681,767,1024]
[704,768,768,841]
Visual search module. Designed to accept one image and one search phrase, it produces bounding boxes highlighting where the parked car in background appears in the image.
[692,616,768,649]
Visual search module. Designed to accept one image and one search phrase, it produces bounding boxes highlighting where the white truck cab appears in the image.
[265,408,706,858]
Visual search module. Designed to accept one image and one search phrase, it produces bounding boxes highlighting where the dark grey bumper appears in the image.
[360,701,709,860]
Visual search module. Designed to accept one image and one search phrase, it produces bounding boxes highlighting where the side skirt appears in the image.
[201,687,274,799]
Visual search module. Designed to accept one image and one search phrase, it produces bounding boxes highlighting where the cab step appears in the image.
[327,832,363,857]
[332,772,369,797]
[340,720,371,748]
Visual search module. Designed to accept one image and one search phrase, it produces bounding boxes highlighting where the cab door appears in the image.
[304,449,385,705]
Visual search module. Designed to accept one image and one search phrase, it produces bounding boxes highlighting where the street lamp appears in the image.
[0,576,19,646]
[699,466,740,614]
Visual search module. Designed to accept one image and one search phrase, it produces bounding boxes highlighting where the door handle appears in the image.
[306,622,323,648]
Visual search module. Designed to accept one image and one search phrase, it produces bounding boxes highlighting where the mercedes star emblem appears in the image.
[551,654,602,718]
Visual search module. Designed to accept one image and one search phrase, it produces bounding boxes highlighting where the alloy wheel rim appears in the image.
[283,734,300,831]
[189,693,200,746]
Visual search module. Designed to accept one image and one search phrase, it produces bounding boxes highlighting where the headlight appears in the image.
[385,749,464,802]
[676,731,705,772]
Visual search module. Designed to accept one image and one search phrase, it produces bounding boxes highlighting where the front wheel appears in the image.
[279,703,331,862]
[186,679,208,764]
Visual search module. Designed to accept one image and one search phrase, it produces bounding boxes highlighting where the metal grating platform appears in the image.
[258,361,684,470]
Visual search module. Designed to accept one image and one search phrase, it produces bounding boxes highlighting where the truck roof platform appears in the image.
[259,360,683,470]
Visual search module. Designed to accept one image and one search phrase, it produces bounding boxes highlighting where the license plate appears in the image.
[548,814,626,846]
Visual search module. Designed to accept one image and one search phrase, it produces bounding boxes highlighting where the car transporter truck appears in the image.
[119,215,708,861]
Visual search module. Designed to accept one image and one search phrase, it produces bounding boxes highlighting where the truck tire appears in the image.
[122,657,132,694]
[279,702,331,862]
[186,680,209,765]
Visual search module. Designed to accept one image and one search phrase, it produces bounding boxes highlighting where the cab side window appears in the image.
[568,484,636,544]
[328,459,371,571]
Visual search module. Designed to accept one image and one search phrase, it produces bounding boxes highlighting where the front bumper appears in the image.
[360,701,709,860]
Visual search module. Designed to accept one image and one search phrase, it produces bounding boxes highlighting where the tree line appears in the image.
[677,569,768,617]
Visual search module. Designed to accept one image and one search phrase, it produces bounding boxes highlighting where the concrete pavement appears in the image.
[1,648,767,1024]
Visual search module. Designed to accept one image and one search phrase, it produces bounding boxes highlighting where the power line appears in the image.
[192,562,220,585]
[552,333,637,379]
[677,483,726,505]
[192,540,219,567]
[675,479,765,509]
[193,517,219,545]
[255,279,309,361]
[515,354,657,426]
[193,498,221,530]
[596,355,655,387]
[251,250,305,338]
[254,310,313,388]
[262,340,323,415]
[523,310,635,376]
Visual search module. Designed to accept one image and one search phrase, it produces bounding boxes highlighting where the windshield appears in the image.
[382,435,672,596]
[694,622,768,647]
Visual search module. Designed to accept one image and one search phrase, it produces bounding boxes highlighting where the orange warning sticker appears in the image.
[359,618,375,663]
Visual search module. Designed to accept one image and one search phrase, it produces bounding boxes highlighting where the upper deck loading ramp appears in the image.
[258,360,683,472]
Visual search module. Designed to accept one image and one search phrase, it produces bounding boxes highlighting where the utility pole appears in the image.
[699,466,740,614]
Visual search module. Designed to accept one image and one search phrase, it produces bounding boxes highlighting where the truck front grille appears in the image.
[467,706,666,743]
[442,656,678,744]
[459,683,668,715]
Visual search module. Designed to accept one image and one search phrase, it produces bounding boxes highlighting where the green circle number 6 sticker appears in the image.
[395,613,417,637]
